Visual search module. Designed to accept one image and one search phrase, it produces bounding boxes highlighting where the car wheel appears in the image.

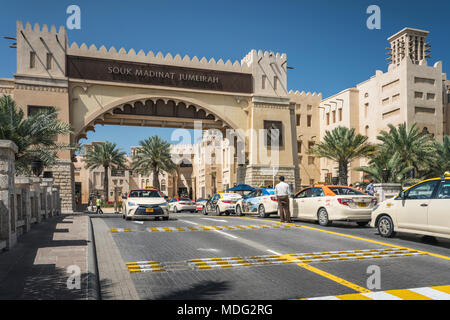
[258,204,269,218]
[216,206,221,216]
[236,205,244,216]
[317,208,331,226]
[225,211,230,216]
[377,215,395,238]
[357,221,369,227]
[162,216,169,221]
[125,215,131,221]
[122,214,125,219]
[202,206,208,215]
[173,206,178,213]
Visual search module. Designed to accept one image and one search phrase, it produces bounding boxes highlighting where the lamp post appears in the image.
[31,159,43,177]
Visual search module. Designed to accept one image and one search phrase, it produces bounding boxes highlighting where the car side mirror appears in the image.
[122,194,127,200]
[164,196,169,200]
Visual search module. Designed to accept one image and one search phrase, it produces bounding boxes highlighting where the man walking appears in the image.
[275,176,291,223]
[365,180,375,196]
[96,196,104,214]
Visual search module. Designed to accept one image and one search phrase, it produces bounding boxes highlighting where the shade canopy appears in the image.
[226,184,256,192]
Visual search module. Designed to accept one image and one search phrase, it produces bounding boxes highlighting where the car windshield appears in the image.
[129,190,162,198]
[329,187,365,196]
[179,198,191,201]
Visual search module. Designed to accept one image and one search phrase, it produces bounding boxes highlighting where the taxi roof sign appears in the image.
[443,172,450,178]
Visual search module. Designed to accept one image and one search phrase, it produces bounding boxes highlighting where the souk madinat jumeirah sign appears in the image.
[66,55,253,94]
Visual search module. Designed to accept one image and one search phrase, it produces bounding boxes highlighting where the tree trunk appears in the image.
[103,165,109,202]
[152,169,160,190]
[338,161,348,186]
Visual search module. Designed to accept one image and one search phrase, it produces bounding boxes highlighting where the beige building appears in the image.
[320,28,450,184]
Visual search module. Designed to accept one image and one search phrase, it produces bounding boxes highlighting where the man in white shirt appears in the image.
[275,176,291,223]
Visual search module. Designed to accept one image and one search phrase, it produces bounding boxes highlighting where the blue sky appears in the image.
[1,0,449,153]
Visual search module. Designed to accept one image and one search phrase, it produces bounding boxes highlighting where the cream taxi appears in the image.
[371,173,450,239]
[290,185,377,226]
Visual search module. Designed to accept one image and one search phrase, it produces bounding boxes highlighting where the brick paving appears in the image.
[0,213,89,300]
[91,217,139,299]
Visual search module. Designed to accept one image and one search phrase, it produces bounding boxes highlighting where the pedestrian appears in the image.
[96,196,104,214]
[355,183,362,192]
[365,180,375,196]
[275,176,291,223]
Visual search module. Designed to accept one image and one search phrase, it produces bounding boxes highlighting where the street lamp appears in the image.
[31,159,43,177]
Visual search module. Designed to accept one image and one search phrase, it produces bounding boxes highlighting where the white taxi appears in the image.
[371,173,450,239]
[202,192,242,216]
[122,188,169,221]
[235,188,278,217]
[290,185,377,226]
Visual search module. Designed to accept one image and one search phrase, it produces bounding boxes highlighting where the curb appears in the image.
[86,216,101,300]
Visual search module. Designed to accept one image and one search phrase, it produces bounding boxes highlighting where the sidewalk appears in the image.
[0,213,91,300]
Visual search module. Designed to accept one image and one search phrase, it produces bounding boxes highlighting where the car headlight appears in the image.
[372,204,380,212]
[159,202,168,207]
[128,201,138,207]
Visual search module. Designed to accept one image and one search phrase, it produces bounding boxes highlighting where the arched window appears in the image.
[365,125,369,136]
[161,179,166,192]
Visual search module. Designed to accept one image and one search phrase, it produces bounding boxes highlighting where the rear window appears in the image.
[129,190,162,198]
[222,193,240,198]
[329,187,365,196]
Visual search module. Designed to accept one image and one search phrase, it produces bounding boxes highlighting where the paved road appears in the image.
[93,212,450,300]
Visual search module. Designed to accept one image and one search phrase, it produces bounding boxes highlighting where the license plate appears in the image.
[145,208,154,212]
[358,203,367,208]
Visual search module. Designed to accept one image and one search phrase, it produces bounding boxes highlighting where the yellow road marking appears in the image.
[230,216,450,261]
[336,293,372,300]
[386,289,432,300]
[431,285,450,294]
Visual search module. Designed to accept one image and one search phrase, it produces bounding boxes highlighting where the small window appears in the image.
[262,75,266,90]
[307,115,312,127]
[332,110,336,123]
[46,53,53,70]
[308,156,315,165]
[326,113,330,125]
[297,141,302,153]
[415,91,423,99]
[30,51,36,68]
[273,76,278,90]
[427,93,436,100]
[296,114,301,126]
[338,109,342,121]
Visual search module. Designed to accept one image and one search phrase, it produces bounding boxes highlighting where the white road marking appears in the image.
[361,291,402,300]
[133,221,144,224]
[409,287,450,300]
[179,220,199,225]
[308,296,341,300]
[202,218,228,223]
[267,249,282,255]
[212,229,238,239]
[197,248,220,252]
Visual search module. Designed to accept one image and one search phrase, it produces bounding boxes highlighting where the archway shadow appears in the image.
[148,280,230,300]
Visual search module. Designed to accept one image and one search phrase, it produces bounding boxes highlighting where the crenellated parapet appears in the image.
[16,21,68,81]
[242,49,288,97]
[68,42,252,74]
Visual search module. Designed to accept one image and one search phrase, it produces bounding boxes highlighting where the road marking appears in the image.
[202,218,228,223]
[133,221,144,224]
[267,250,282,255]
[110,223,293,233]
[299,285,450,300]
[179,220,199,225]
[226,216,450,262]
[213,229,238,239]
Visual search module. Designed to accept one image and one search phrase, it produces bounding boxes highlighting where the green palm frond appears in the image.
[0,95,73,174]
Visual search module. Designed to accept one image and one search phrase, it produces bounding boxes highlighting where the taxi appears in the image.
[122,188,169,220]
[202,192,242,216]
[371,172,450,239]
[168,197,196,213]
[290,185,377,226]
[235,188,278,217]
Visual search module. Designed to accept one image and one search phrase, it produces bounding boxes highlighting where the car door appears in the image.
[250,190,263,212]
[211,194,220,212]
[395,180,440,232]
[427,180,450,236]
[292,188,312,219]
[303,187,325,218]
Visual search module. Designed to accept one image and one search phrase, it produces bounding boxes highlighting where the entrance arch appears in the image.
[74,94,241,142]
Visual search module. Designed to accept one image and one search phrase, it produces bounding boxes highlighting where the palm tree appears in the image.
[84,142,127,199]
[376,123,435,180]
[356,150,414,184]
[131,136,177,190]
[0,95,73,174]
[310,126,375,185]
[429,135,450,176]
